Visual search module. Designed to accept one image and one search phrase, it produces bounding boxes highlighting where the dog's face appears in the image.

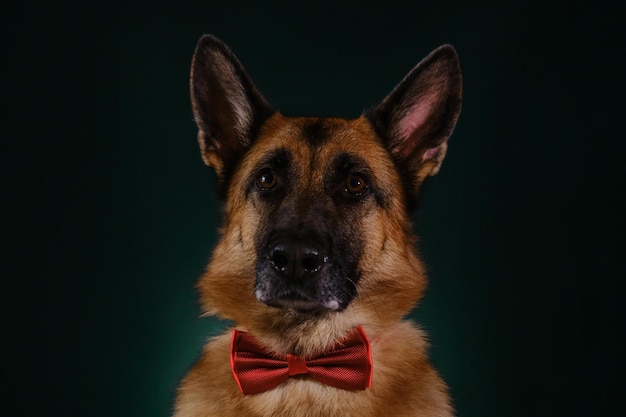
[190,36,461,355]
[240,116,405,315]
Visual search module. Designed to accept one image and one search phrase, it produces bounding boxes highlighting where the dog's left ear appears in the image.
[368,45,462,189]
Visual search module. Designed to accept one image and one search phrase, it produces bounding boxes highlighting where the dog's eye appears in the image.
[345,174,368,196]
[256,169,278,191]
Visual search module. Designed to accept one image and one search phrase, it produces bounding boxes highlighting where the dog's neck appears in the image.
[237,322,369,358]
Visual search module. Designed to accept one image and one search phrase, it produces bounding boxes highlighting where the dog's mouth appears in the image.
[255,290,342,313]
[274,297,321,311]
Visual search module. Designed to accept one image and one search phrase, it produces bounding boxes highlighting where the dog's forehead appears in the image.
[248,114,390,173]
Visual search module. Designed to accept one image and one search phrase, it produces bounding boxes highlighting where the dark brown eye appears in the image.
[345,174,368,195]
[256,170,277,191]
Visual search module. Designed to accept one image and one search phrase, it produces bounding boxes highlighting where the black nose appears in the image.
[268,238,327,280]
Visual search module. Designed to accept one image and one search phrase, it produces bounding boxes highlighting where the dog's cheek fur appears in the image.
[349,155,427,324]
[196,204,262,321]
[354,207,427,324]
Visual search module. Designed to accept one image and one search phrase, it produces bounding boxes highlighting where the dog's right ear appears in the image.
[190,35,275,177]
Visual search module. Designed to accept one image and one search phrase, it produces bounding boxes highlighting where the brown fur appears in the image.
[174,35,462,417]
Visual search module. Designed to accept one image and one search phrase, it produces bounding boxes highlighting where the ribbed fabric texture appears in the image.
[230,326,372,395]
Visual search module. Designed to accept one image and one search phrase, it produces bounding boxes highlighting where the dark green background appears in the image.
[3,1,624,416]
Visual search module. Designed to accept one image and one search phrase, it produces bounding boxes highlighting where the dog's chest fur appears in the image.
[175,322,452,417]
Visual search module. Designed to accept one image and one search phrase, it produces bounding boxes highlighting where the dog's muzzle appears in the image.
[255,231,348,313]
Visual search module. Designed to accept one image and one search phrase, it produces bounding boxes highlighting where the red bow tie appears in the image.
[230,326,372,395]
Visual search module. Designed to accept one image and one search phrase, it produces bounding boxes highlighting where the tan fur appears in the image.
[174,114,453,416]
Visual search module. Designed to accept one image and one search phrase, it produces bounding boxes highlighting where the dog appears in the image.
[174,34,462,417]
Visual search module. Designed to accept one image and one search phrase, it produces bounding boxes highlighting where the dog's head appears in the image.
[190,35,461,354]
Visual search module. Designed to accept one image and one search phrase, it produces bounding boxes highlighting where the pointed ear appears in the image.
[368,45,462,190]
[190,35,275,177]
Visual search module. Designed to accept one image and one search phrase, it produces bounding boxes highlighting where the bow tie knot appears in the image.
[230,326,373,395]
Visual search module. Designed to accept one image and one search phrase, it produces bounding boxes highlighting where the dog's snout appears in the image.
[268,239,328,280]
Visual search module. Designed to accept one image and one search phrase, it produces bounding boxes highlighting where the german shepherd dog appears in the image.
[174,35,462,417]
